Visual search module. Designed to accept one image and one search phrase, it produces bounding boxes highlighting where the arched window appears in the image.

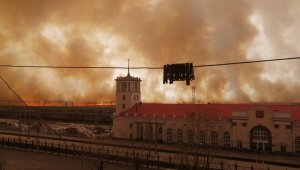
[210,131,218,145]
[250,126,272,152]
[199,130,206,144]
[188,129,194,144]
[167,128,172,142]
[295,136,300,153]
[223,132,230,147]
[177,129,183,143]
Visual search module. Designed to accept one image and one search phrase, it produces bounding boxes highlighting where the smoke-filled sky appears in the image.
[0,0,300,104]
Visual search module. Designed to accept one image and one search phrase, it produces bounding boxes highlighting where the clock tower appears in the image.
[115,61,141,114]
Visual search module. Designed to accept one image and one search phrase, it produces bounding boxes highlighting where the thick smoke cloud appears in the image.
[0,0,299,104]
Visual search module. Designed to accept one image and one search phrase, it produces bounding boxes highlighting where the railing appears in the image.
[1,136,299,170]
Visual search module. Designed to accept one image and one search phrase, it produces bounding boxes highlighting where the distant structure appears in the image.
[112,71,300,154]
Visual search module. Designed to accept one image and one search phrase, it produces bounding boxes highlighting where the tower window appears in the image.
[122,104,125,109]
[128,82,131,91]
[122,82,126,91]
[122,95,126,100]
[135,82,138,91]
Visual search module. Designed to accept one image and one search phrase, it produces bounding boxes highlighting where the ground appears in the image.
[0,148,150,170]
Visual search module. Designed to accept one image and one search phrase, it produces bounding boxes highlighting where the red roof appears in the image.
[118,103,300,121]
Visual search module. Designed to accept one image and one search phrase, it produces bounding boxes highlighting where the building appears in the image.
[114,67,141,113]
[112,74,300,153]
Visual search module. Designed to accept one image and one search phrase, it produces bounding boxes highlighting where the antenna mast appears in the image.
[127,59,130,76]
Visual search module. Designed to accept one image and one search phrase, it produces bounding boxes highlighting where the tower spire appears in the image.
[127,59,130,76]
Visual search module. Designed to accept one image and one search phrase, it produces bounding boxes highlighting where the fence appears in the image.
[0,136,299,170]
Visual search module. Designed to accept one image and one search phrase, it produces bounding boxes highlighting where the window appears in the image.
[238,141,243,149]
[122,82,127,91]
[177,129,183,143]
[210,131,218,145]
[188,129,194,144]
[295,136,300,153]
[286,125,291,129]
[242,123,247,127]
[199,130,206,144]
[122,104,125,109]
[232,122,236,126]
[128,82,131,91]
[253,127,269,140]
[281,146,286,152]
[274,124,279,129]
[223,132,230,147]
[122,95,126,100]
[167,128,172,142]
[129,123,132,129]
[137,95,139,101]
[135,82,138,91]
[256,110,264,118]
[250,126,272,152]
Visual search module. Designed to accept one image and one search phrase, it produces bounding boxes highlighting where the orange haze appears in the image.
[0,0,300,104]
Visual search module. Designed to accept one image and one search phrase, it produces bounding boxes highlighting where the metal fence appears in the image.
[0,136,299,170]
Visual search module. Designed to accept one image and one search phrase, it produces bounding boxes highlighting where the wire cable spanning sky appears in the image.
[1,0,300,103]
[0,56,300,69]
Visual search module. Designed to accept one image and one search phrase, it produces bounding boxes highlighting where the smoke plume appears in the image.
[0,0,299,104]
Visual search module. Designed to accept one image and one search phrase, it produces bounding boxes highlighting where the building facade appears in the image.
[112,75,300,153]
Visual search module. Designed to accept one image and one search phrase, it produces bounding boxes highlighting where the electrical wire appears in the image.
[194,56,300,68]
[0,56,299,69]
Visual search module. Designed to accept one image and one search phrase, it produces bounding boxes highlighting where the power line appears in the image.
[194,56,300,68]
[0,56,299,69]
